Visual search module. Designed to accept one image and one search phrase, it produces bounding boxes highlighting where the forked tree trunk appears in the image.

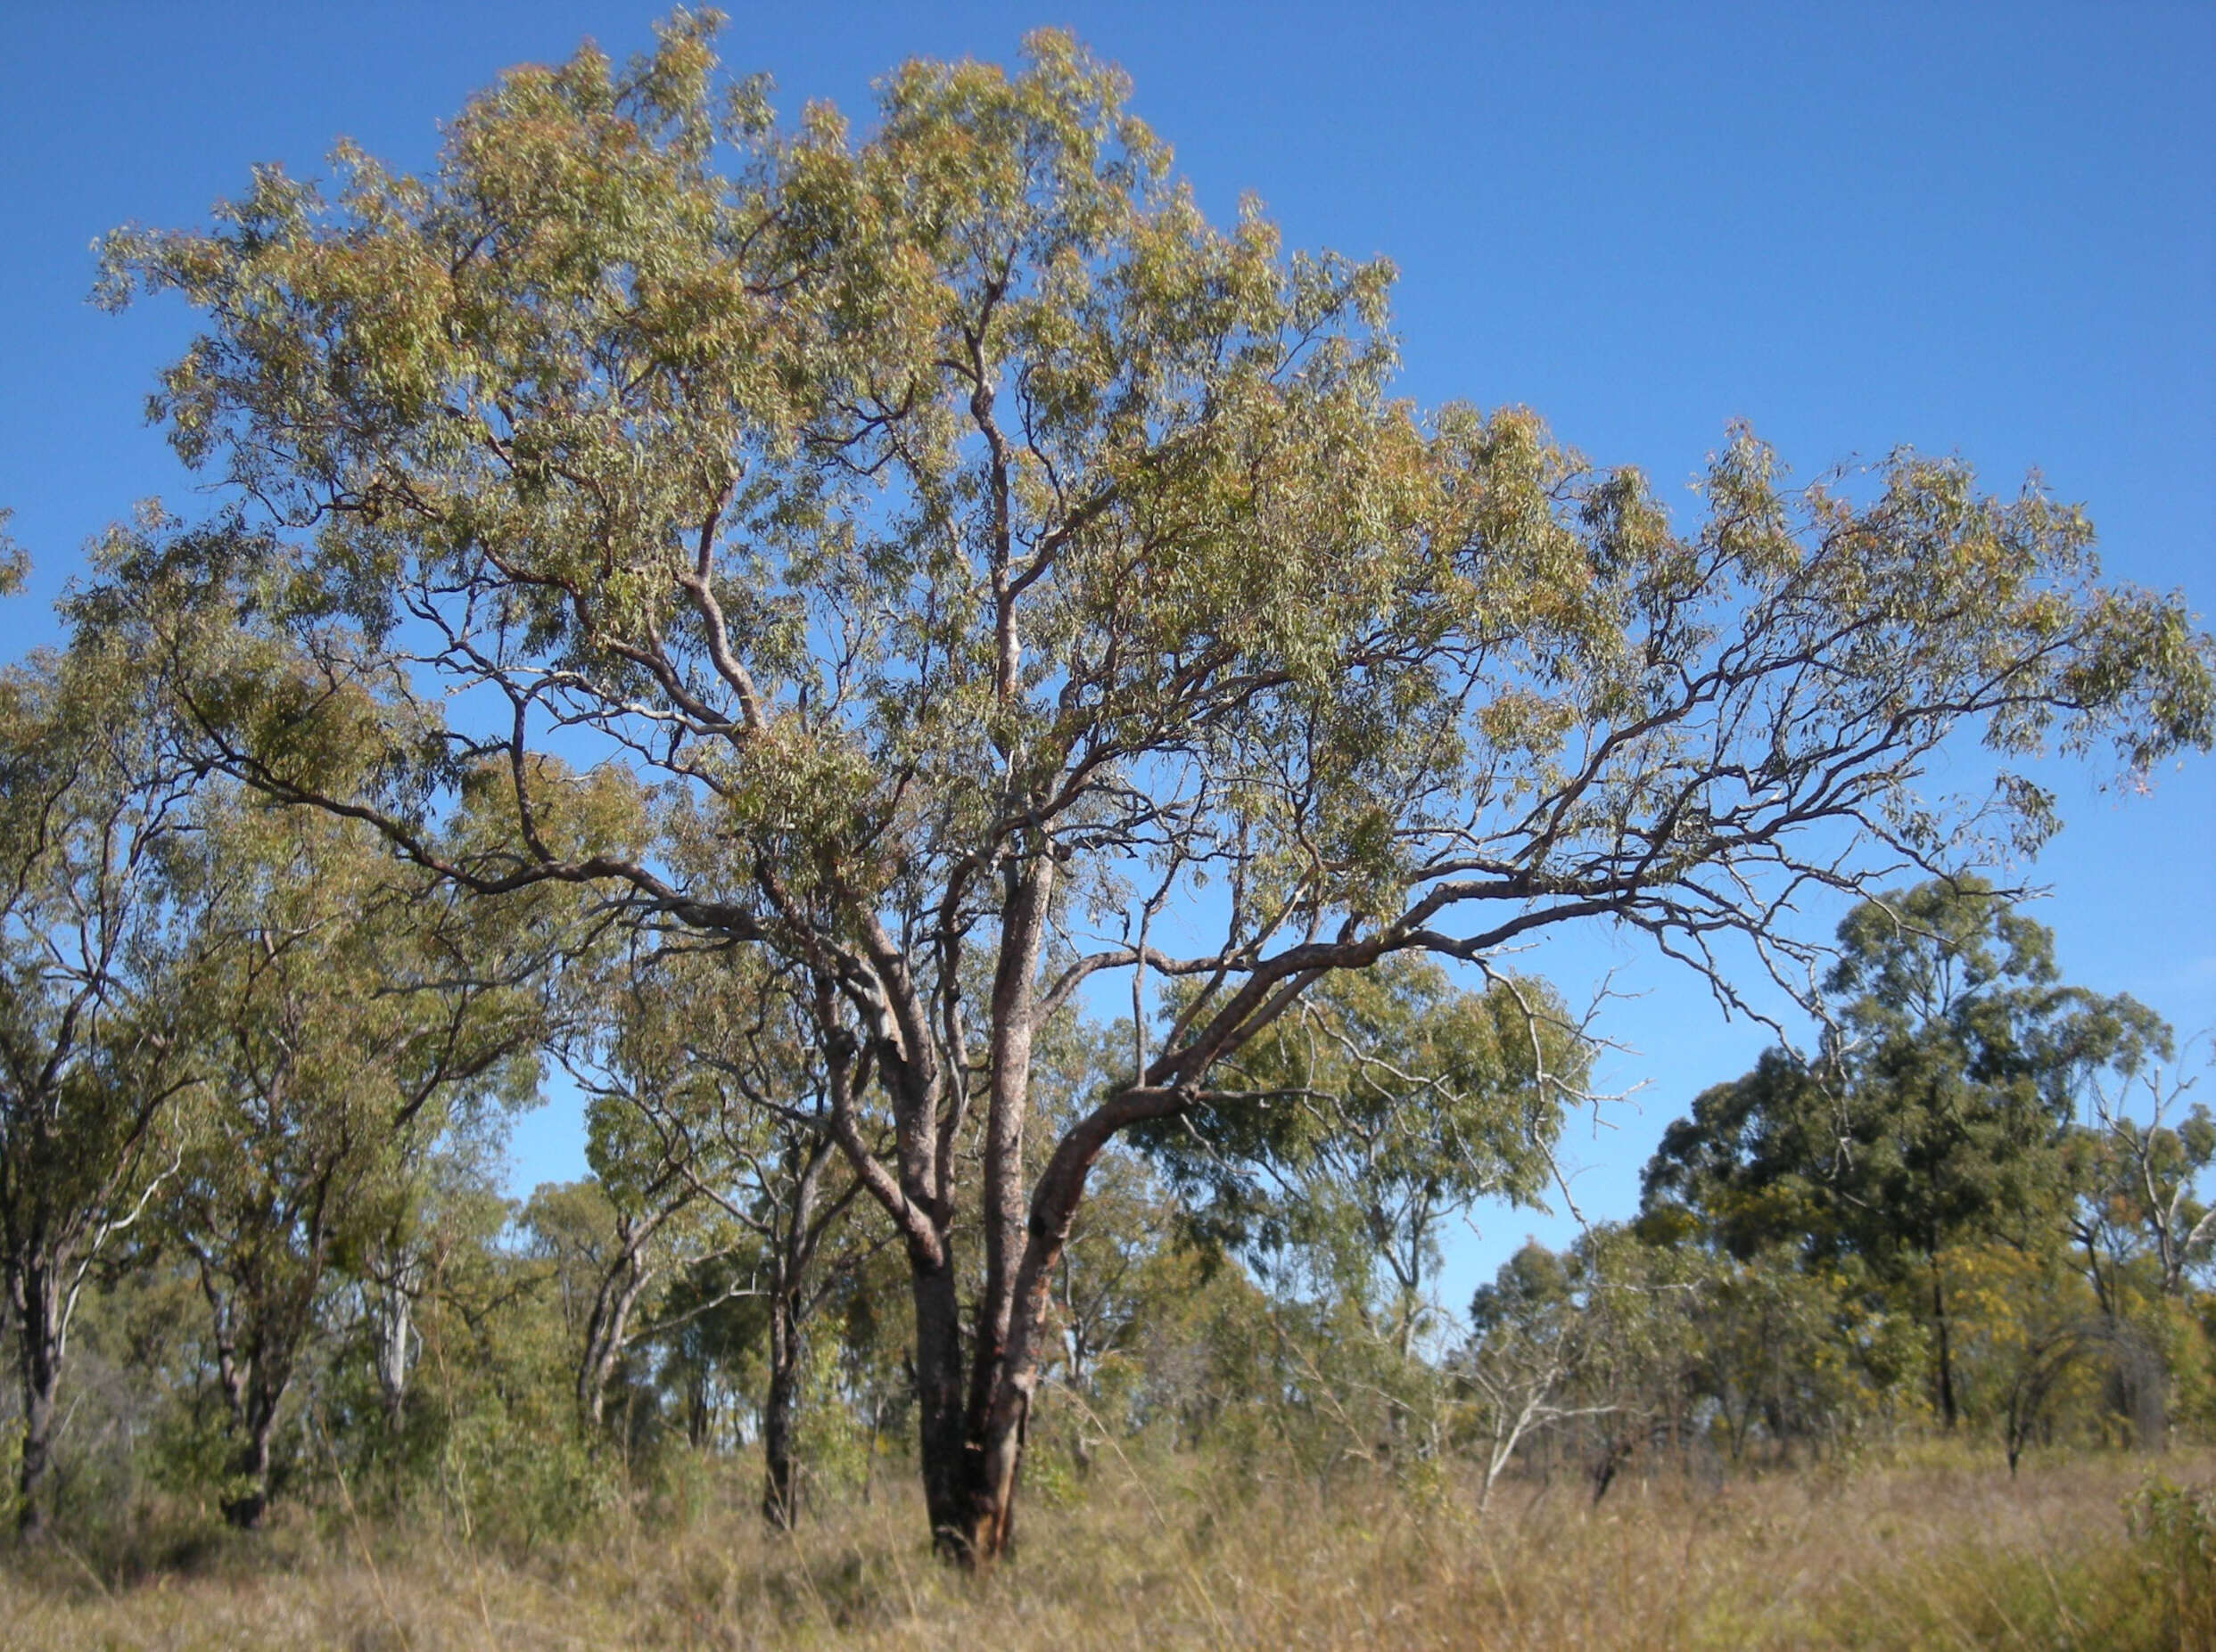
[851,851,1190,1565]
[577,1242,655,1432]
[953,855,1053,1562]
[214,1335,298,1531]
[958,1089,1134,1563]
[200,1238,328,1531]
[919,1140,1148,1560]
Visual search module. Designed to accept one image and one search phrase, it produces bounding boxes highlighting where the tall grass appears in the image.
[1,1444,2204,1649]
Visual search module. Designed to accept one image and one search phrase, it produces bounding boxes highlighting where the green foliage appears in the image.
[6,9,2212,1569]
[1641,879,2199,1459]
[0,509,24,596]
[1142,958,1585,1352]
[85,10,2212,1092]
[2130,1475,2216,1650]
[1647,878,2165,1274]
[0,631,209,1531]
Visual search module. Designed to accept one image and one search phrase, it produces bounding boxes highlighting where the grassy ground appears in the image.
[2,1445,2207,1649]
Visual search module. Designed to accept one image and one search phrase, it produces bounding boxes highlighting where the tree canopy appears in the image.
[59,15,2216,1559]
[1643,877,2178,1429]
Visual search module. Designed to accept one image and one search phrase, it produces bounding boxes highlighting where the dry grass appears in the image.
[1,1446,2204,1650]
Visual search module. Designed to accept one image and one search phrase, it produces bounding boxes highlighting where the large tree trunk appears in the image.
[221,1404,278,1530]
[909,1245,973,1558]
[837,852,1218,1565]
[952,855,1053,1562]
[960,1084,1136,1563]
[209,1299,293,1532]
[12,1265,62,1539]
[210,1315,296,1531]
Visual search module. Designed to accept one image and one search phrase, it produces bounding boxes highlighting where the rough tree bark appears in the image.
[10,1265,63,1539]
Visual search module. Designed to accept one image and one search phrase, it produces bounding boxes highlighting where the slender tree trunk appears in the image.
[761,1294,801,1528]
[368,1249,420,1428]
[1930,1260,1958,1432]
[578,1250,654,1432]
[686,1372,713,1451]
[760,1138,835,1529]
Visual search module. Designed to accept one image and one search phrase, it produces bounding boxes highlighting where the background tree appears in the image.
[0,634,199,1535]
[1644,877,2172,1432]
[2073,1051,2214,1303]
[1462,1240,1593,1508]
[1149,959,1589,1360]
[649,1248,768,1455]
[523,1154,725,1442]
[344,1123,512,1433]
[568,937,884,1525]
[165,800,548,1526]
[1040,1147,1175,1451]
[90,19,2215,1560]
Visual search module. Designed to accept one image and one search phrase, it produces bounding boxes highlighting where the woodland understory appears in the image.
[0,1442,2209,1650]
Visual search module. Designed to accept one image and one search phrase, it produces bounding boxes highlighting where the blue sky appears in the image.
[4,3,2210,1308]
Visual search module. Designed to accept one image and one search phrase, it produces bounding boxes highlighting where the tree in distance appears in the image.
[1642,877,2174,1434]
[1138,956,1589,1360]
[83,16,2214,1561]
[555,936,885,1526]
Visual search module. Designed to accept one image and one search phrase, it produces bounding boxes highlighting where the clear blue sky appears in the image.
[4,3,2210,1308]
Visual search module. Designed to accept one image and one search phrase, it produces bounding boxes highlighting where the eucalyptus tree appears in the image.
[0,631,200,1535]
[1643,879,2172,1430]
[0,512,23,596]
[521,1171,715,1437]
[1044,1147,1173,1409]
[653,1249,767,1453]
[1462,1241,1604,1507]
[166,798,551,1526]
[350,1124,510,1428]
[559,938,882,1523]
[2072,1053,2213,1303]
[1141,956,1587,1357]
[92,19,2215,1559]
